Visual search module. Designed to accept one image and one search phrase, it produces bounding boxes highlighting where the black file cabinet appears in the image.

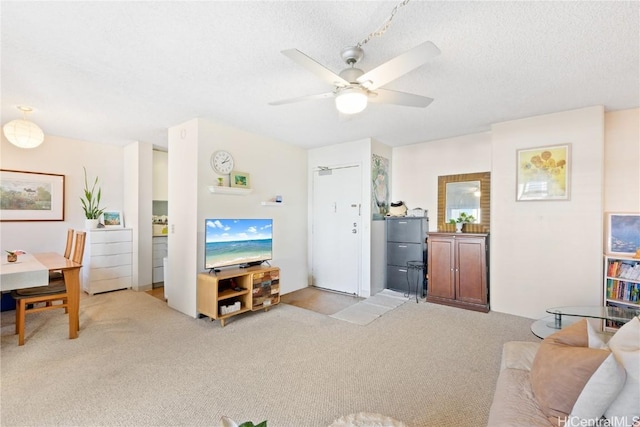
[385,217,428,296]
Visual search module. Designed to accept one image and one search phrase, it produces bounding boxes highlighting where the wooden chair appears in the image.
[11,231,86,346]
[49,228,74,282]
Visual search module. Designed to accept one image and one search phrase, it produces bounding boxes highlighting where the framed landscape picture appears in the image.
[606,213,640,255]
[0,169,65,221]
[102,211,123,228]
[516,144,570,201]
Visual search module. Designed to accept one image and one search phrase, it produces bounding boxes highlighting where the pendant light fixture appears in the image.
[3,106,45,149]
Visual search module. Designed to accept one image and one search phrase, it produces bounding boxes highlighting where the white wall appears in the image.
[124,141,153,291]
[371,139,393,296]
[167,118,308,318]
[197,119,309,296]
[391,106,639,320]
[392,132,492,231]
[0,134,125,253]
[491,106,605,319]
[604,108,640,213]
[166,119,200,316]
[152,149,169,201]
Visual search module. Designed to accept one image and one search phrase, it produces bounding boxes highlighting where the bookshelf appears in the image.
[603,255,640,332]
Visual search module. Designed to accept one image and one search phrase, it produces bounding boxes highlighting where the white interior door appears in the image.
[312,166,361,294]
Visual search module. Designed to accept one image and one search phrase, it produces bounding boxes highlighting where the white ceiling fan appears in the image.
[269,41,441,115]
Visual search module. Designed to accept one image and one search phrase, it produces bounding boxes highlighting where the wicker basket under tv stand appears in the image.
[197,266,280,327]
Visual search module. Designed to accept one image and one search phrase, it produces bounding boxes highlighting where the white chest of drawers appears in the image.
[82,228,133,295]
[152,236,167,283]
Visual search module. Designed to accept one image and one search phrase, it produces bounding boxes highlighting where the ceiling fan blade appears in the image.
[281,49,350,87]
[369,89,434,108]
[268,92,335,106]
[357,41,440,90]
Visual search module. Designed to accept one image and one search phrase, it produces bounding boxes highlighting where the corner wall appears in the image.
[391,132,492,231]
[604,108,640,213]
[167,118,309,318]
[491,106,605,318]
[0,134,125,253]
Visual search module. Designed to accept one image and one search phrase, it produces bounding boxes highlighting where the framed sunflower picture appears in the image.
[516,144,570,201]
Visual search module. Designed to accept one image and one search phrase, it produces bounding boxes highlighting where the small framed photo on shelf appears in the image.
[230,171,250,189]
[516,144,570,201]
[102,211,124,228]
[606,212,640,256]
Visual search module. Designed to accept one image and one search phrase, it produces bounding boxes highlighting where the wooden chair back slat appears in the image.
[72,231,86,264]
[63,228,74,259]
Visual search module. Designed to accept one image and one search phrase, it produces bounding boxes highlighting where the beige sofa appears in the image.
[487,317,640,427]
[487,341,552,426]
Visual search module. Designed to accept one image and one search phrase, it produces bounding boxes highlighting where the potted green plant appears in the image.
[449,212,476,233]
[220,417,266,427]
[80,167,105,229]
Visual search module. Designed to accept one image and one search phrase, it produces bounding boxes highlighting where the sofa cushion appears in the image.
[500,341,540,372]
[604,316,640,427]
[487,367,552,427]
[530,319,625,425]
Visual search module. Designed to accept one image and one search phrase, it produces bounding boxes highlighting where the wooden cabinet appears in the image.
[82,228,133,295]
[197,266,280,327]
[427,232,489,312]
[603,255,640,332]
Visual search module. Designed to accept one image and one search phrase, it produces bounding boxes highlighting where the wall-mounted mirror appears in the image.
[437,172,491,232]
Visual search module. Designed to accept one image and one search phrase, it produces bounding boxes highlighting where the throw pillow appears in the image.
[604,317,640,427]
[530,319,626,425]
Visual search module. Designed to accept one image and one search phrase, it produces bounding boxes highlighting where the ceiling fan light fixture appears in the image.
[2,106,44,149]
[335,87,368,115]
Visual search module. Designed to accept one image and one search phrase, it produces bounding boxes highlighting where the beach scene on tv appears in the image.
[205,218,273,269]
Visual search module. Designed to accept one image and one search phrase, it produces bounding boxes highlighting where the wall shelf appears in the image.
[261,202,284,206]
[208,186,253,196]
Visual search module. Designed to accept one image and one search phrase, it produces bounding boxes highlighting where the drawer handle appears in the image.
[398,269,408,272]
[398,245,407,248]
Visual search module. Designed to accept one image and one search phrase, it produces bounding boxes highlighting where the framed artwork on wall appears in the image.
[102,211,123,228]
[606,213,640,255]
[371,154,389,220]
[516,144,570,201]
[0,169,65,221]
[230,171,250,188]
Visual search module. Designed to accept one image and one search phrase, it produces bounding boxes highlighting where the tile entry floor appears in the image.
[280,286,363,315]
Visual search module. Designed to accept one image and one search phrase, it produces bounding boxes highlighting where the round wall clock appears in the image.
[210,150,234,175]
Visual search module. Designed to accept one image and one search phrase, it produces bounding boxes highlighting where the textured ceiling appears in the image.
[1,1,638,150]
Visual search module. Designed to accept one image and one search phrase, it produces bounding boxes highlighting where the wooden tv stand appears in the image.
[197,266,280,327]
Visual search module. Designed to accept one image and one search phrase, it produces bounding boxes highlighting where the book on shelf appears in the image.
[607,258,640,280]
[607,280,640,303]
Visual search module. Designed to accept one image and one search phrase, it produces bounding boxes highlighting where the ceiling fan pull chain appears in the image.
[356,0,411,48]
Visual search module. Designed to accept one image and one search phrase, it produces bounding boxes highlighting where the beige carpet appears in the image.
[0,289,538,427]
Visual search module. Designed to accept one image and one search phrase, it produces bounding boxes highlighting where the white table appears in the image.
[0,253,48,291]
[1,252,83,341]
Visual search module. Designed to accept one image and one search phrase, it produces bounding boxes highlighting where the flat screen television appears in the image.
[205,218,273,270]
